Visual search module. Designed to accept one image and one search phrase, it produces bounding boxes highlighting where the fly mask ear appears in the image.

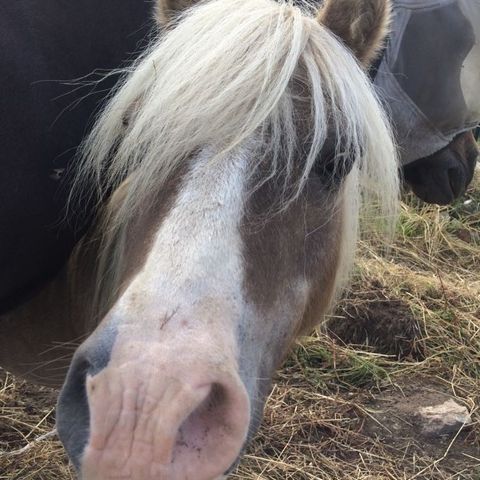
[317,0,392,67]
[155,0,198,26]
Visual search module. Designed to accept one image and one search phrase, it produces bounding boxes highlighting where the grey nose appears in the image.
[56,327,116,470]
[403,151,468,205]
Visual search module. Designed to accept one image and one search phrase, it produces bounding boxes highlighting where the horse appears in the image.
[0,0,399,477]
[371,0,480,205]
[0,0,154,314]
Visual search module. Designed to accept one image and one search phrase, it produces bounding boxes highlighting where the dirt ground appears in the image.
[1,174,479,479]
[363,381,479,477]
[1,370,478,479]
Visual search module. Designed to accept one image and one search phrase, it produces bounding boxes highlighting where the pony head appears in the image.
[57,0,398,478]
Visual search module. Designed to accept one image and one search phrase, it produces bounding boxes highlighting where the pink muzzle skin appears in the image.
[80,342,250,480]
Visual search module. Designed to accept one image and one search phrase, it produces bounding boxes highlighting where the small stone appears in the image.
[417,399,472,436]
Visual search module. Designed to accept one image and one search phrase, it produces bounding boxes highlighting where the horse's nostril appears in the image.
[56,355,92,470]
[56,329,116,471]
[176,383,228,452]
[447,166,465,199]
[159,378,250,480]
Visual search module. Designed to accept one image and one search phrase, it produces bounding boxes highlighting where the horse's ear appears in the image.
[317,0,391,67]
[155,0,198,26]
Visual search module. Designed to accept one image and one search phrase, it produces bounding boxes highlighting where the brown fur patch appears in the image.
[317,0,392,67]
[155,0,198,25]
[241,170,344,369]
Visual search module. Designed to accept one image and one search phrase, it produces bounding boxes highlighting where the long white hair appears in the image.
[73,0,399,308]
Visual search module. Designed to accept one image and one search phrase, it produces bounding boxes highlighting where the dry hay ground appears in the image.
[1,171,479,479]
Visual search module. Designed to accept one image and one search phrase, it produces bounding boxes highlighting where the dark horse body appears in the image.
[0,0,154,313]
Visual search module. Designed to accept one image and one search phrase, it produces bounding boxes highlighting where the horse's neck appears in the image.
[0,240,98,388]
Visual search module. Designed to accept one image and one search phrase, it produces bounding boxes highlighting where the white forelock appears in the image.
[75,0,399,305]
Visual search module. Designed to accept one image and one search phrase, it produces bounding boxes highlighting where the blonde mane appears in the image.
[73,0,399,309]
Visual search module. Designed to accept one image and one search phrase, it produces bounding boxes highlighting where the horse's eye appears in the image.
[313,139,355,185]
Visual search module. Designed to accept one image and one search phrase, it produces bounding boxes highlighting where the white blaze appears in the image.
[113,146,249,351]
